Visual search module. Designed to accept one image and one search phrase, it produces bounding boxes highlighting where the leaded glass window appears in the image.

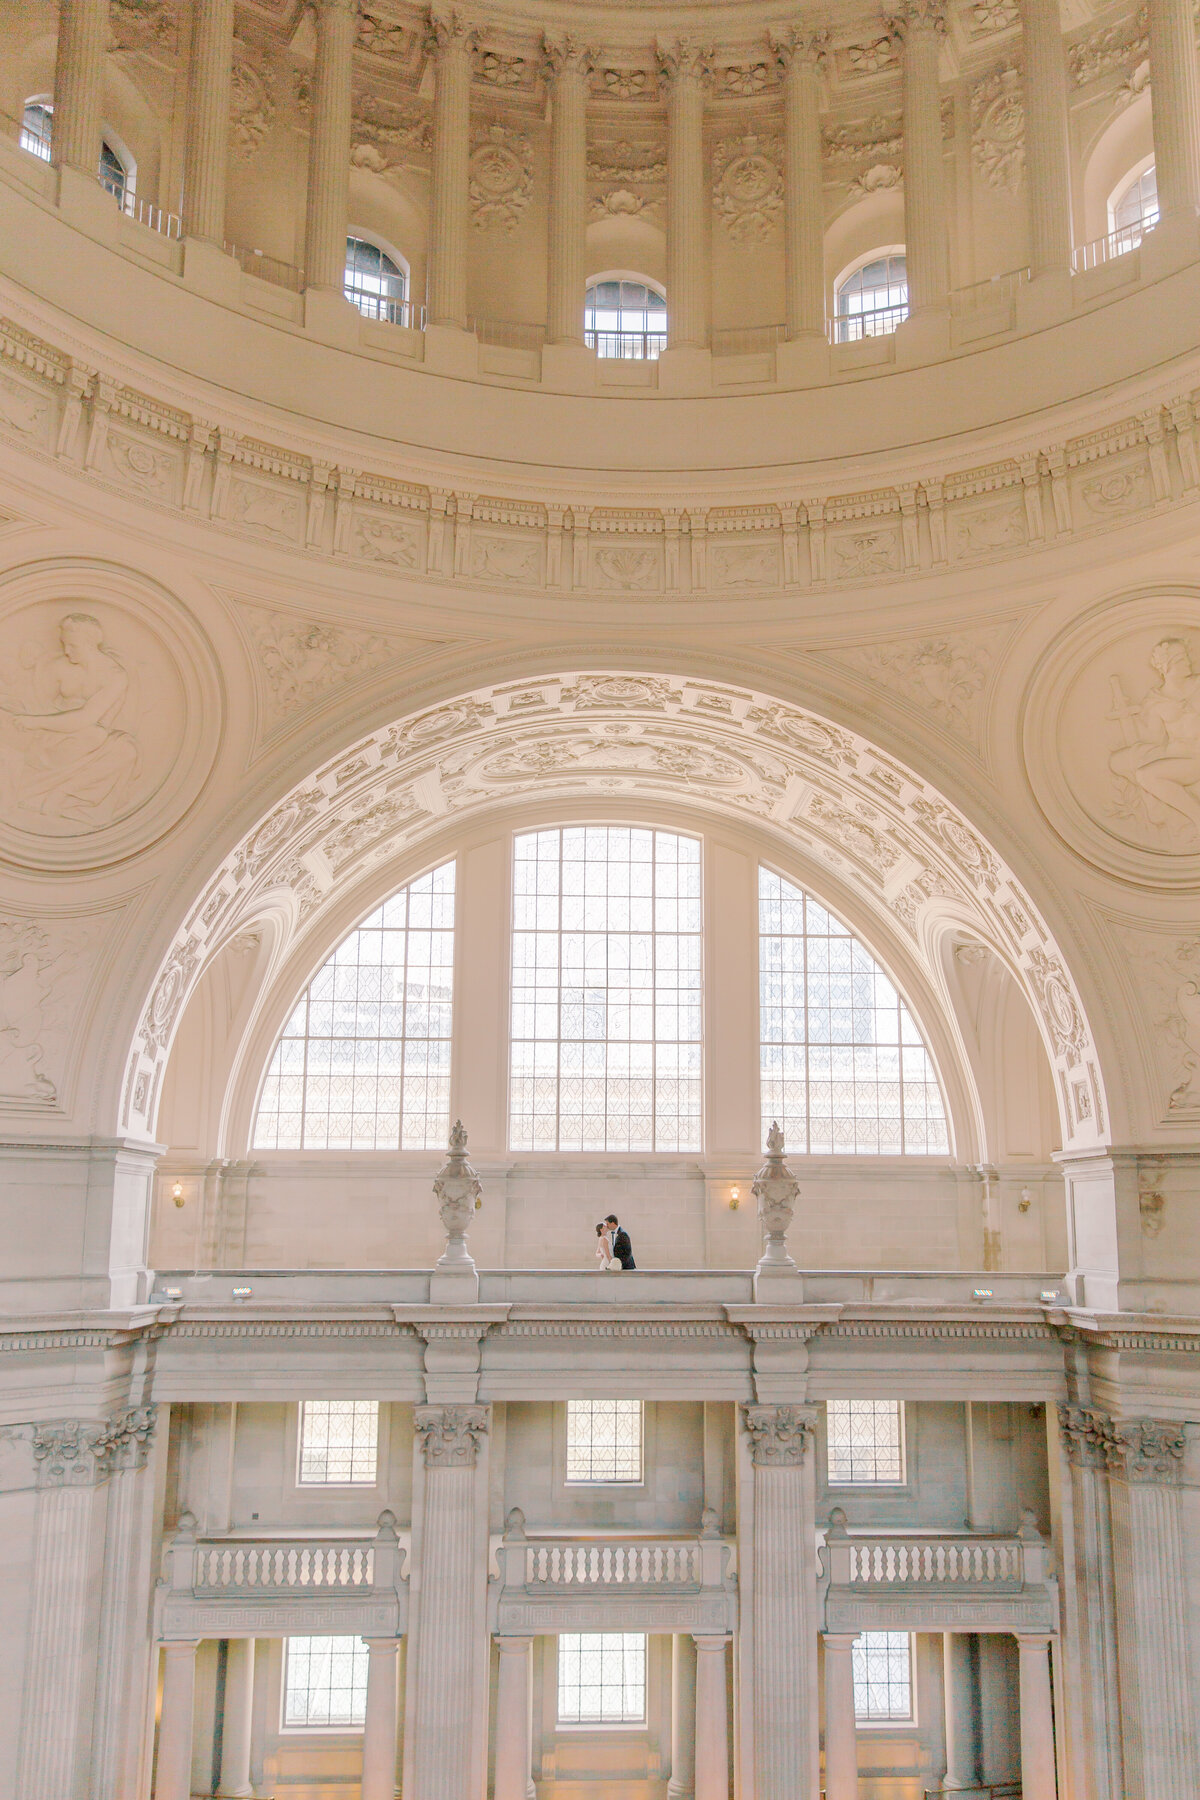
[585,277,667,359]
[827,1400,905,1484]
[834,253,908,341]
[509,827,702,1152]
[20,101,52,160]
[283,1636,369,1729]
[558,1633,646,1724]
[1112,165,1158,237]
[566,1399,643,1483]
[253,862,455,1151]
[759,867,949,1154]
[298,1401,380,1485]
[344,235,407,322]
[852,1632,913,1722]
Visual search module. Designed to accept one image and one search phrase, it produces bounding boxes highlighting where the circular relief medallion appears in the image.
[0,562,221,870]
[1024,595,1200,885]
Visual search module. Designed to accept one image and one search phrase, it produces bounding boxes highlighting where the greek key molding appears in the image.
[742,1403,815,1466]
[415,1403,491,1466]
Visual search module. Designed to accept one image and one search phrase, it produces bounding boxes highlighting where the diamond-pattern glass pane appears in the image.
[283,1636,369,1729]
[298,1400,380,1485]
[565,1399,643,1483]
[558,1633,646,1724]
[826,1399,905,1484]
[253,862,455,1150]
[759,867,949,1155]
[852,1631,913,1721]
[509,827,702,1152]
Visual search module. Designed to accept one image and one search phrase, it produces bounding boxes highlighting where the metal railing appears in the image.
[712,322,788,356]
[469,315,546,351]
[830,301,909,342]
[97,171,181,238]
[950,266,1030,317]
[586,328,666,361]
[224,242,305,290]
[1072,216,1155,272]
[353,294,426,330]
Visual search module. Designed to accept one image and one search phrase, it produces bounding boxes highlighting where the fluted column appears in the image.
[1057,1406,1123,1800]
[659,41,712,349]
[1148,0,1200,217]
[889,0,949,312]
[823,1633,860,1800]
[1016,1635,1057,1800]
[743,1404,818,1800]
[544,39,593,345]
[409,1405,490,1800]
[91,1407,160,1800]
[1020,0,1073,273]
[182,0,235,241]
[692,1634,729,1800]
[51,0,108,173]
[668,1631,697,1798]
[427,12,476,329]
[493,1637,533,1800]
[775,31,828,338]
[305,0,356,290]
[155,1640,200,1800]
[942,1632,980,1789]
[216,1638,256,1798]
[361,1638,401,1800]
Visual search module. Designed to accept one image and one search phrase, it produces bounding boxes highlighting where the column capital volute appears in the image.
[741,1401,815,1465]
[656,36,717,91]
[1105,1415,1188,1484]
[414,1402,491,1466]
[542,34,597,83]
[771,25,830,74]
[883,0,948,40]
[427,9,478,57]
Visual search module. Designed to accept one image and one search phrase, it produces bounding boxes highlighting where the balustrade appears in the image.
[822,1518,1058,1634]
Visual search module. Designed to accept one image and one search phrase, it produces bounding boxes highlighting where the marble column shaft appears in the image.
[545,41,592,345]
[942,1631,980,1790]
[52,0,108,173]
[743,1404,817,1800]
[668,1630,697,1797]
[1020,0,1073,273]
[305,0,356,291]
[692,1634,729,1800]
[1057,1406,1123,1800]
[822,1633,860,1800]
[661,43,711,349]
[427,14,475,328]
[216,1637,256,1799]
[493,1637,534,1800]
[893,0,949,311]
[778,34,827,339]
[361,1637,401,1800]
[155,1640,200,1800]
[90,1408,160,1800]
[182,0,235,241]
[1016,1634,1057,1800]
[1147,0,1200,216]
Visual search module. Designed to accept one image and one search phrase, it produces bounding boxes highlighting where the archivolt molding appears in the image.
[122,671,1106,1153]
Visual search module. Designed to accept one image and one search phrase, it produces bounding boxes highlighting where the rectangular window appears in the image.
[283,1636,369,1729]
[558,1632,646,1725]
[826,1400,905,1485]
[297,1401,380,1485]
[852,1631,913,1722]
[509,826,702,1152]
[565,1399,643,1483]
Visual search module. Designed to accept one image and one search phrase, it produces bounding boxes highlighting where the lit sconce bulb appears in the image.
[729,1185,740,1210]
[171,1180,184,1208]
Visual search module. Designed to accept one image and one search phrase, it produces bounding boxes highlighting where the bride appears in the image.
[595,1221,619,1271]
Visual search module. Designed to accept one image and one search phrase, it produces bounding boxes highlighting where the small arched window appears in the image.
[20,100,53,160]
[834,252,908,342]
[344,234,408,323]
[98,139,128,206]
[1110,163,1158,243]
[585,277,667,360]
[20,98,133,208]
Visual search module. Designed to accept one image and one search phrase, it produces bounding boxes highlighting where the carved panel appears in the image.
[469,124,533,234]
[971,65,1024,193]
[712,135,783,241]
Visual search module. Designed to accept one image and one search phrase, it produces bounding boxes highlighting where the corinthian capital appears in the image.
[742,1403,815,1466]
[427,9,478,56]
[415,1403,491,1467]
[543,34,596,82]
[771,25,830,73]
[884,0,948,38]
[656,37,716,90]
[32,1419,114,1488]
[1105,1416,1188,1485]
[1057,1403,1111,1468]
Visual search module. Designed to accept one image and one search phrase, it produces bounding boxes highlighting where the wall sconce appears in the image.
[171,1180,185,1209]
[1018,1187,1033,1214]
[728,1184,741,1211]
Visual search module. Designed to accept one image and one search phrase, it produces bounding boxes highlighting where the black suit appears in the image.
[611,1227,636,1270]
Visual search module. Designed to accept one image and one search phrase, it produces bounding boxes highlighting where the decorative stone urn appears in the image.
[431,1118,482,1300]
[752,1119,803,1299]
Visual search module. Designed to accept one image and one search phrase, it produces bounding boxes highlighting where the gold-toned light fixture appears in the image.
[171,1180,185,1208]
[729,1184,741,1210]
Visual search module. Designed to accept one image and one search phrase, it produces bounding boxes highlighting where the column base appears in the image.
[541,341,599,390]
[775,333,831,384]
[55,163,122,240]
[657,345,714,393]
[424,322,481,376]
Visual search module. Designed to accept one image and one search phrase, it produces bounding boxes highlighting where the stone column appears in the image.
[1020,0,1073,274]
[942,1632,980,1790]
[305,0,356,291]
[427,12,476,329]
[1147,0,1200,217]
[1015,1635,1057,1800]
[889,0,949,312]
[822,1633,860,1800]
[409,1404,490,1800]
[775,30,828,339]
[692,1635,729,1800]
[659,40,712,349]
[155,1640,200,1800]
[1057,1406,1123,1800]
[1105,1415,1198,1799]
[668,1631,697,1797]
[544,39,593,345]
[742,1404,818,1800]
[493,1637,534,1800]
[216,1638,256,1798]
[91,1406,160,1800]
[51,0,108,173]
[361,1638,401,1800]
[181,0,235,241]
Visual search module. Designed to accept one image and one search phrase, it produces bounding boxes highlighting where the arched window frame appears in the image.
[344,231,410,324]
[20,95,138,208]
[585,272,667,361]
[1107,155,1158,245]
[832,247,908,342]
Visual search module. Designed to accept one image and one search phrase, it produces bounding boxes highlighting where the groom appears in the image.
[605,1214,636,1269]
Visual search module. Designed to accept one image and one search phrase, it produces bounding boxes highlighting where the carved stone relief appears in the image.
[0,913,112,1109]
[351,95,431,172]
[971,65,1024,193]
[230,40,276,158]
[588,137,665,220]
[712,135,784,241]
[109,0,177,54]
[1105,920,1200,1118]
[822,622,1009,748]
[469,124,533,233]
[240,604,430,724]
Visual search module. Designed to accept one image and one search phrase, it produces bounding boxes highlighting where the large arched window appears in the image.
[833,251,908,342]
[1110,162,1158,245]
[759,867,948,1154]
[585,277,667,361]
[253,861,455,1151]
[509,827,701,1152]
[344,234,408,323]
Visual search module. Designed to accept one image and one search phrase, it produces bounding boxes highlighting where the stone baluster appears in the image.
[215,1638,256,1798]
[775,30,828,340]
[361,1637,401,1800]
[544,39,593,346]
[51,0,108,174]
[742,1404,818,1800]
[155,1640,201,1800]
[493,1636,534,1800]
[668,1631,697,1798]
[1147,0,1200,218]
[305,0,356,292]
[822,1632,860,1800]
[1015,1634,1058,1800]
[692,1634,730,1800]
[942,1632,981,1790]
[1019,0,1072,276]
[181,0,235,241]
[408,1405,491,1800]
[888,0,949,313]
[658,40,712,350]
[427,11,477,329]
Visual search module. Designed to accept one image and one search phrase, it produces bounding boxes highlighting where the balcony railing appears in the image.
[821,1516,1058,1633]
[585,328,666,360]
[1072,216,1156,272]
[95,171,181,239]
[223,241,305,290]
[712,323,788,356]
[830,301,909,342]
[468,314,547,351]
[194,1540,377,1592]
[521,1539,706,1589]
[493,1521,736,1634]
[950,266,1030,317]
[352,293,425,330]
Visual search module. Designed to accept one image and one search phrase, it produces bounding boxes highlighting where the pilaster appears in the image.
[427,11,477,329]
[305,0,357,292]
[1147,0,1200,218]
[181,0,235,242]
[52,0,108,175]
[658,40,713,351]
[544,39,594,346]
[774,30,828,340]
[1020,0,1072,276]
[887,0,949,315]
